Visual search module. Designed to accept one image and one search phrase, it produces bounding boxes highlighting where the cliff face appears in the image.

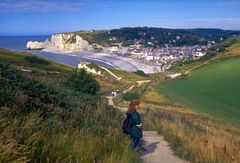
[27,41,44,50]
[27,33,93,52]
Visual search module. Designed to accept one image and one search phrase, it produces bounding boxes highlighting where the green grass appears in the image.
[110,68,167,81]
[0,49,141,162]
[122,92,140,101]
[157,59,240,123]
[0,48,73,72]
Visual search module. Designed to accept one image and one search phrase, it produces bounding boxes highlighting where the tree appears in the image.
[64,69,100,95]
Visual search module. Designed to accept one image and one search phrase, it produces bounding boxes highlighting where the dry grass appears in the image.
[0,62,141,163]
[142,108,240,163]
[0,104,141,163]
[113,80,240,162]
[138,82,240,163]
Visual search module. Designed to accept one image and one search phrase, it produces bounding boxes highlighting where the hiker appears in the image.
[126,100,143,150]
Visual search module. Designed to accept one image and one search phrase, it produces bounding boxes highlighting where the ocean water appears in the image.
[0,36,115,68]
[0,36,48,52]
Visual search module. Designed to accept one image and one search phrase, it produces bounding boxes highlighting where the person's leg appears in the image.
[131,137,140,149]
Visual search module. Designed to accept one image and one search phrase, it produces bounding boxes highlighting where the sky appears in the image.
[0,0,240,36]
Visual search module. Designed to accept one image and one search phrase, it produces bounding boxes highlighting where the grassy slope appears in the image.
[112,75,240,163]
[0,48,73,72]
[110,68,167,81]
[0,49,141,162]
[157,59,240,122]
[3,45,240,162]
[0,48,133,95]
[156,37,240,122]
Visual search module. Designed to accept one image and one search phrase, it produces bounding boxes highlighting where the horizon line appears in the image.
[1,26,240,37]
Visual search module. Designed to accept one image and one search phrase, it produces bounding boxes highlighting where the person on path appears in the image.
[126,100,143,150]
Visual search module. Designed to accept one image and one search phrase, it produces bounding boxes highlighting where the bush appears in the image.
[0,63,71,116]
[24,56,49,65]
[122,92,140,101]
[64,69,100,95]
[134,70,149,77]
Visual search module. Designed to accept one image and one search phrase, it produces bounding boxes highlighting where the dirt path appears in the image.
[106,81,188,163]
[99,66,122,80]
[141,131,188,163]
[106,96,128,112]
[123,85,135,93]
[136,80,151,86]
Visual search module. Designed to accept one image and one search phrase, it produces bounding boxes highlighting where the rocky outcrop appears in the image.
[26,33,93,52]
[27,41,44,50]
[78,62,102,76]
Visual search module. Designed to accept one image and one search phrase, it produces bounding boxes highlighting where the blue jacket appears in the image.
[127,111,143,138]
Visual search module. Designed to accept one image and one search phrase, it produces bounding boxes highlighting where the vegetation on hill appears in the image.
[147,37,240,162]
[0,49,140,162]
[122,92,140,101]
[0,48,72,72]
[64,69,100,95]
[74,27,240,47]
[111,75,240,163]
[156,37,240,123]
[158,59,240,122]
[109,37,240,163]
[143,107,240,163]
[1,35,240,163]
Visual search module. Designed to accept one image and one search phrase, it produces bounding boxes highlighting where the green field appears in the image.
[157,59,240,122]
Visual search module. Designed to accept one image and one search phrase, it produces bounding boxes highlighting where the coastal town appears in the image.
[98,41,213,71]
[26,33,215,73]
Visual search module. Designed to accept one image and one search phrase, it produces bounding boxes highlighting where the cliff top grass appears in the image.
[0,48,73,72]
[110,68,167,81]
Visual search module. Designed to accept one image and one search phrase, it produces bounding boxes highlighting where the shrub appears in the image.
[134,70,149,77]
[0,63,71,116]
[64,69,100,96]
[122,92,140,101]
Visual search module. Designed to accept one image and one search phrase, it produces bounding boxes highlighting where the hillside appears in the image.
[106,37,240,162]
[1,47,240,163]
[156,37,240,122]
[158,59,240,122]
[0,49,141,162]
[74,27,240,47]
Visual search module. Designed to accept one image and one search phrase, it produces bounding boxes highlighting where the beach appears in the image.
[42,48,162,73]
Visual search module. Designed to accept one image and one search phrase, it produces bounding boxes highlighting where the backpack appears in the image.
[122,114,131,135]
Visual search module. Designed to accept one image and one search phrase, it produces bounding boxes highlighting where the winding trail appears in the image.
[106,80,188,163]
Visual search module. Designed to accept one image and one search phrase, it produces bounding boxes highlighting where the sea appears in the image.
[0,36,115,68]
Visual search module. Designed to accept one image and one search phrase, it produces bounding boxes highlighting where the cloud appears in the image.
[0,0,91,13]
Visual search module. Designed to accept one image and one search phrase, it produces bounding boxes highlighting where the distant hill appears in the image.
[73,27,240,47]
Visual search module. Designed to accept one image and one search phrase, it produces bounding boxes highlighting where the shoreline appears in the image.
[41,48,162,74]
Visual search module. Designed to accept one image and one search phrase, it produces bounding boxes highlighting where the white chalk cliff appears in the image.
[27,41,44,50]
[27,33,93,52]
